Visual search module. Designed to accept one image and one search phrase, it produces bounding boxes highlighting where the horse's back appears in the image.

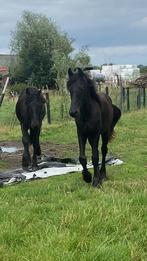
[16,89,27,123]
[16,87,42,124]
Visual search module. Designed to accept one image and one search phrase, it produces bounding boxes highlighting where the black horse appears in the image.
[67,68,121,187]
[16,87,46,170]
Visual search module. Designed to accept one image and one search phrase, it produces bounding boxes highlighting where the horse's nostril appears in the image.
[69,110,78,118]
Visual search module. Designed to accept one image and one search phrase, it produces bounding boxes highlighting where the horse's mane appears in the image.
[84,74,101,106]
[24,87,39,105]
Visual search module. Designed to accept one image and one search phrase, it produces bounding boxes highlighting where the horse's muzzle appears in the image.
[69,110,78,118]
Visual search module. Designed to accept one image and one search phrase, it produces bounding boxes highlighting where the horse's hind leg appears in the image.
[78,132,92,183]
[30,127,41,156]
[21,125,31,169]
[30,127,41,170]
[100,132,109,180]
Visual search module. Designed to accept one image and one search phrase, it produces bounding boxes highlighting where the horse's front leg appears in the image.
[88,134,101,187]
[21,124,31,169]
[31,127,41,170]
[78,132,92,183]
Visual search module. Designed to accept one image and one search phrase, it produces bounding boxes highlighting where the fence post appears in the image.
[60,103,64,119]
[45,90,51,124]
[122,87,126,103]
[0,77,9,107]
[120,86,123,111]
[105,86,109,96]
[143,87,146,107]
[127,87,130,111]
[137,87,141,109]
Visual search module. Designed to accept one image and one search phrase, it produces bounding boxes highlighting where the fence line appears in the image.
[0,86,147,127]
[102,85,147,113]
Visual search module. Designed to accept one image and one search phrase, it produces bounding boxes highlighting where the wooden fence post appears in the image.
[0,77,9,107]
[127,87,130,111]
[60,103,64,119]
[122,87,126,103]
[105,86,109,96]
[45,89,51,124]
[137,87,141,109]
[120,86,123,111]
[143,87,146,107]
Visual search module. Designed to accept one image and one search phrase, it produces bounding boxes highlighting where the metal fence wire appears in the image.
[0,86,147,127]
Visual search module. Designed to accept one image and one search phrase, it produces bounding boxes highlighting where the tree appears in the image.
[10,11,74,88]
[138,65,147,74]
[72,46,91,69]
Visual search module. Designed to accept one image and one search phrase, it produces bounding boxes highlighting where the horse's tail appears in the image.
[109,104,121,141]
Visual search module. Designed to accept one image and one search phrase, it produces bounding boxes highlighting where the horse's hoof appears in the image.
[101,174,108,181]
[32,165,39,171]
[82,171,92,183]
[102,176,108,181]
[22,166,29,171]
[100,170,108,181]
[92,178,102,188]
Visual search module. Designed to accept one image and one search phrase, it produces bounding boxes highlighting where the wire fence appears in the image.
[0,85,147,127]
[101,85,147,113]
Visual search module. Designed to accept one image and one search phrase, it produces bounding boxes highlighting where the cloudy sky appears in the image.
[0,0,147,65]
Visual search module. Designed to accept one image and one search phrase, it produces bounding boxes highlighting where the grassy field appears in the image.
[0,98,147,260]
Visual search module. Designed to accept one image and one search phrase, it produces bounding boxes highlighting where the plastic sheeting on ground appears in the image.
[0,156,123,187]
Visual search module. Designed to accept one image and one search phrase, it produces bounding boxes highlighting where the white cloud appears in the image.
[133,16,147,27]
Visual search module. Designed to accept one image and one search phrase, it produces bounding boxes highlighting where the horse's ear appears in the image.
[38,89,46,103]
[68,68,73,78]
[38,89,41,95]
[77,67,84,77]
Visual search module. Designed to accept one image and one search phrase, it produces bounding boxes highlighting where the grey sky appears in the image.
[0,0,147,65]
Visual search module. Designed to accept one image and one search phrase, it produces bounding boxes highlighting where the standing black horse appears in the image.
[67,68,121,187]
[16,87,46,170]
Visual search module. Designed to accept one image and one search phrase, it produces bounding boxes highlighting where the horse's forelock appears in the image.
[25,88,44,105]
[67,70,96,92]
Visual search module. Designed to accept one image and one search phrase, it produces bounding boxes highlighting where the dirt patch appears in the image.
[0,141,78,172]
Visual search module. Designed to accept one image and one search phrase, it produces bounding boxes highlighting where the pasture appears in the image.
[0,94,147,260]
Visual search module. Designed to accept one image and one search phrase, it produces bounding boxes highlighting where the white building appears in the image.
[89,69,105,81]
[101,64,140,83]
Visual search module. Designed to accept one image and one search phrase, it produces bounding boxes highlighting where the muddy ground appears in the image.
[0,141,78,172]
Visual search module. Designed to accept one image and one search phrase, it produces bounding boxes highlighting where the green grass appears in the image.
[0,98,18,126]
[0,172,146,260]
[0,100,147,260]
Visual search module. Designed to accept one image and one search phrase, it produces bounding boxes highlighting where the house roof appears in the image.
[0,66,9,77]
